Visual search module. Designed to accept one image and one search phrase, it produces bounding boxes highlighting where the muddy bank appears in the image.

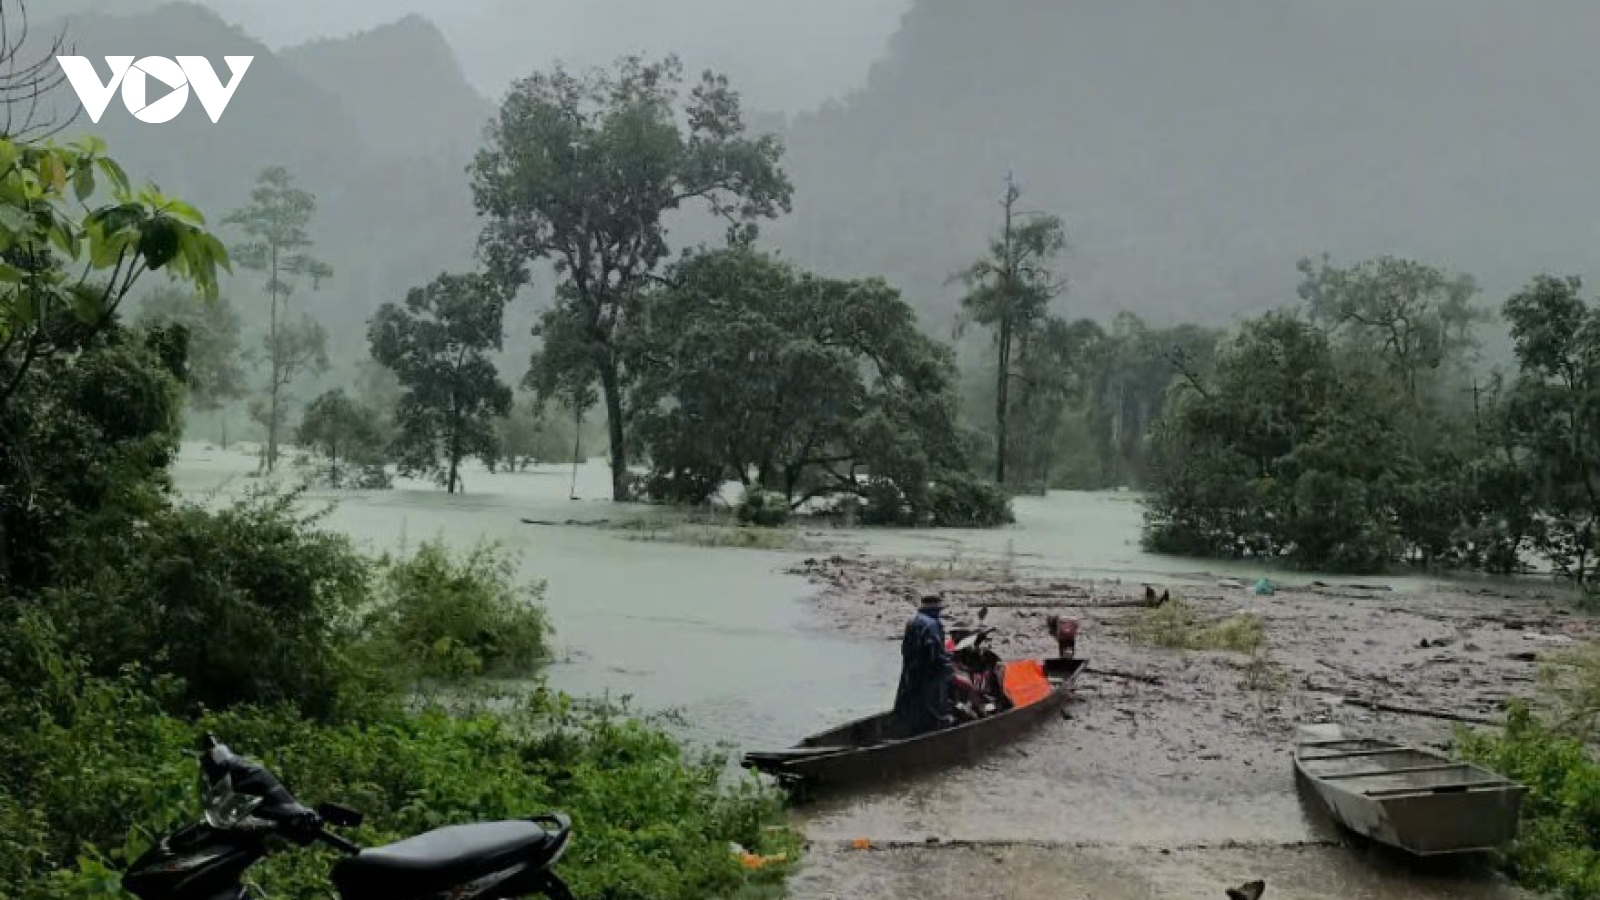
[779,554,1583,898]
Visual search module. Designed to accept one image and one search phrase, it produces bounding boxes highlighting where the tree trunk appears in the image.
[599,363,629,501]
[995,316,1012,485]
[265,245,281,473]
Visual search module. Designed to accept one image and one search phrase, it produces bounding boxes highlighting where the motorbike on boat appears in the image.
[947,626,1011,722]
[122,735,577,900]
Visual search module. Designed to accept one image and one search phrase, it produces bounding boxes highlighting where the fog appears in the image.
[192,0,910,112]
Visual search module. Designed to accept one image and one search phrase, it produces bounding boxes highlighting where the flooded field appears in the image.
[173,443,1560,899]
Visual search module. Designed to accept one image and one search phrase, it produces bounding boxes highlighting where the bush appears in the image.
[925,471,1014,528]
[365,540,551,680]
[41,489,371,721]
[736,490,791,527]
[1458,704,1600,899]
[858,476,915,526]
[0,624,795,900]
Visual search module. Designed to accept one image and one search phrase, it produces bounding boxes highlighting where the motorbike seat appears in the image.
[331,821,559,900]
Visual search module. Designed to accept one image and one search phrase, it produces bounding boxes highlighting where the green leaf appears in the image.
[138,217,182,270]
[47,222,82,258]
[162,198,205,224]
[0,203,31,235]
[96,157,131,196]
[74,163,96,202]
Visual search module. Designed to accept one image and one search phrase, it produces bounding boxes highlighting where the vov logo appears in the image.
[55,56,253,124]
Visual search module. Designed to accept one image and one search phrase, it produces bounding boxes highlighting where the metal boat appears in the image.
[1294,737,1525,855]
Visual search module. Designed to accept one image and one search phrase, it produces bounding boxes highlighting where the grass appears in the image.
[1132,594,1266,653]
[604,515,805,550]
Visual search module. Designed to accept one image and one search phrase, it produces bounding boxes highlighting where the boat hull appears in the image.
[743,657,1084,787]
[1294,738,1525,855]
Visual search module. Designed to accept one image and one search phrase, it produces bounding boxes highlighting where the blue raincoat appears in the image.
[894,606,954,735]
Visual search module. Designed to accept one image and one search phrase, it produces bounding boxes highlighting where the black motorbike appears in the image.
[948,626,1011,721]
[123,735,576,900]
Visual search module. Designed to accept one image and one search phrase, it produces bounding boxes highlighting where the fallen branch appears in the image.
[1304,681,1502,727]
[1086,666,1164,685]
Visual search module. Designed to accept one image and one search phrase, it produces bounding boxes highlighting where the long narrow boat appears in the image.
[1293,737,1526,855]
[742,657,1086,787]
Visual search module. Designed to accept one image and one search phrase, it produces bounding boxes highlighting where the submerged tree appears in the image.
[297,388,385,485]
[470,54,793,501]
[630,248,1009,526]
[370,272,512,493]
[224,166,333,472]
[954,173,1067,485]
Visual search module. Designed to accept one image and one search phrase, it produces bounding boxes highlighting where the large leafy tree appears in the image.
[369,272,512,494]
[224,166,333,473]
[954,174,1067,485]
[630,248,978,516]
[470,54,793,501]
[1501,275,1600,583]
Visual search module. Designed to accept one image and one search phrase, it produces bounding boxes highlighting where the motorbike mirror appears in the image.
[316,802,364,829]
[199,733,220,752]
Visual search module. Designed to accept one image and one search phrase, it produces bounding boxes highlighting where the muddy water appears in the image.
[172,443,894,748]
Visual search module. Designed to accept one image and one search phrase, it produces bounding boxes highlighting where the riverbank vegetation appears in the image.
[0,123,792,899]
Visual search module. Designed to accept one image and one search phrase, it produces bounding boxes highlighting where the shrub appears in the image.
[858,476,915,526]
[1458,704,1600,899]
[925,471,1014,528]
[1132,597,1264,653]
[41,489,371,721]
[737,490,791,527]
[0,625,795,900]
[366,540,551,680]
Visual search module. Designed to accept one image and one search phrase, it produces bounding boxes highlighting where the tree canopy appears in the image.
[369,272,512,493]
[630,247,1009,526]
[470,55,793,501]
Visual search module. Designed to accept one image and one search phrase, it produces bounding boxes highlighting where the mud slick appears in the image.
[781,553,1585,900]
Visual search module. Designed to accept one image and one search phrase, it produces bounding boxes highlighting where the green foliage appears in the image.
[1459,705,1600,899]
[364,540,550,680]
[1501,275,1600,584]
[0,627,794,900]
[631,247,1007,527]
[925,470,1015,528]
[737,490,791,528]
[471,54,793,501]
[41,489,371,721]
[297,388,388,486]
[370,272,512,494]
[1,324,186,593]
[224,166,334,473]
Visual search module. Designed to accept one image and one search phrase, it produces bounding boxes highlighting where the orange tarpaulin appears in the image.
[1001,659,1052,708]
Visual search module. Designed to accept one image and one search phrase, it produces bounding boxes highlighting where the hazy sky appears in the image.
[196,0,911,111]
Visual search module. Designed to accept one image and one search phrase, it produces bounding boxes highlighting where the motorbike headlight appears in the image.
[202,772,267,830]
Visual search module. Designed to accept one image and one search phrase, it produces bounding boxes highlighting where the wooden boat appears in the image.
[1293,737,1526,855]
[742,657,1086,787]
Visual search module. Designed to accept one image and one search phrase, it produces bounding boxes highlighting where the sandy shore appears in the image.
[778,553,1588,899]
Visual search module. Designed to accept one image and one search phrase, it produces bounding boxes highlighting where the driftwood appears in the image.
[1086,666,1164,685]
[1305,680,1501,727]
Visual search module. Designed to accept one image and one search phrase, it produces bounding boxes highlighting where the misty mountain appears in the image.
[38,2,487,364]
[770,0,1600,330]
[38,0,1600,368]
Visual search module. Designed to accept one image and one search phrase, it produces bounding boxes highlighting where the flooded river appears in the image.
[174,444,1536,899]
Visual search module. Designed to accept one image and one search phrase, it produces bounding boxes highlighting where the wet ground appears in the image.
[780,554,1579,898]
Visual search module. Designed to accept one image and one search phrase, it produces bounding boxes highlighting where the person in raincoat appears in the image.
[894,594,955,735]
